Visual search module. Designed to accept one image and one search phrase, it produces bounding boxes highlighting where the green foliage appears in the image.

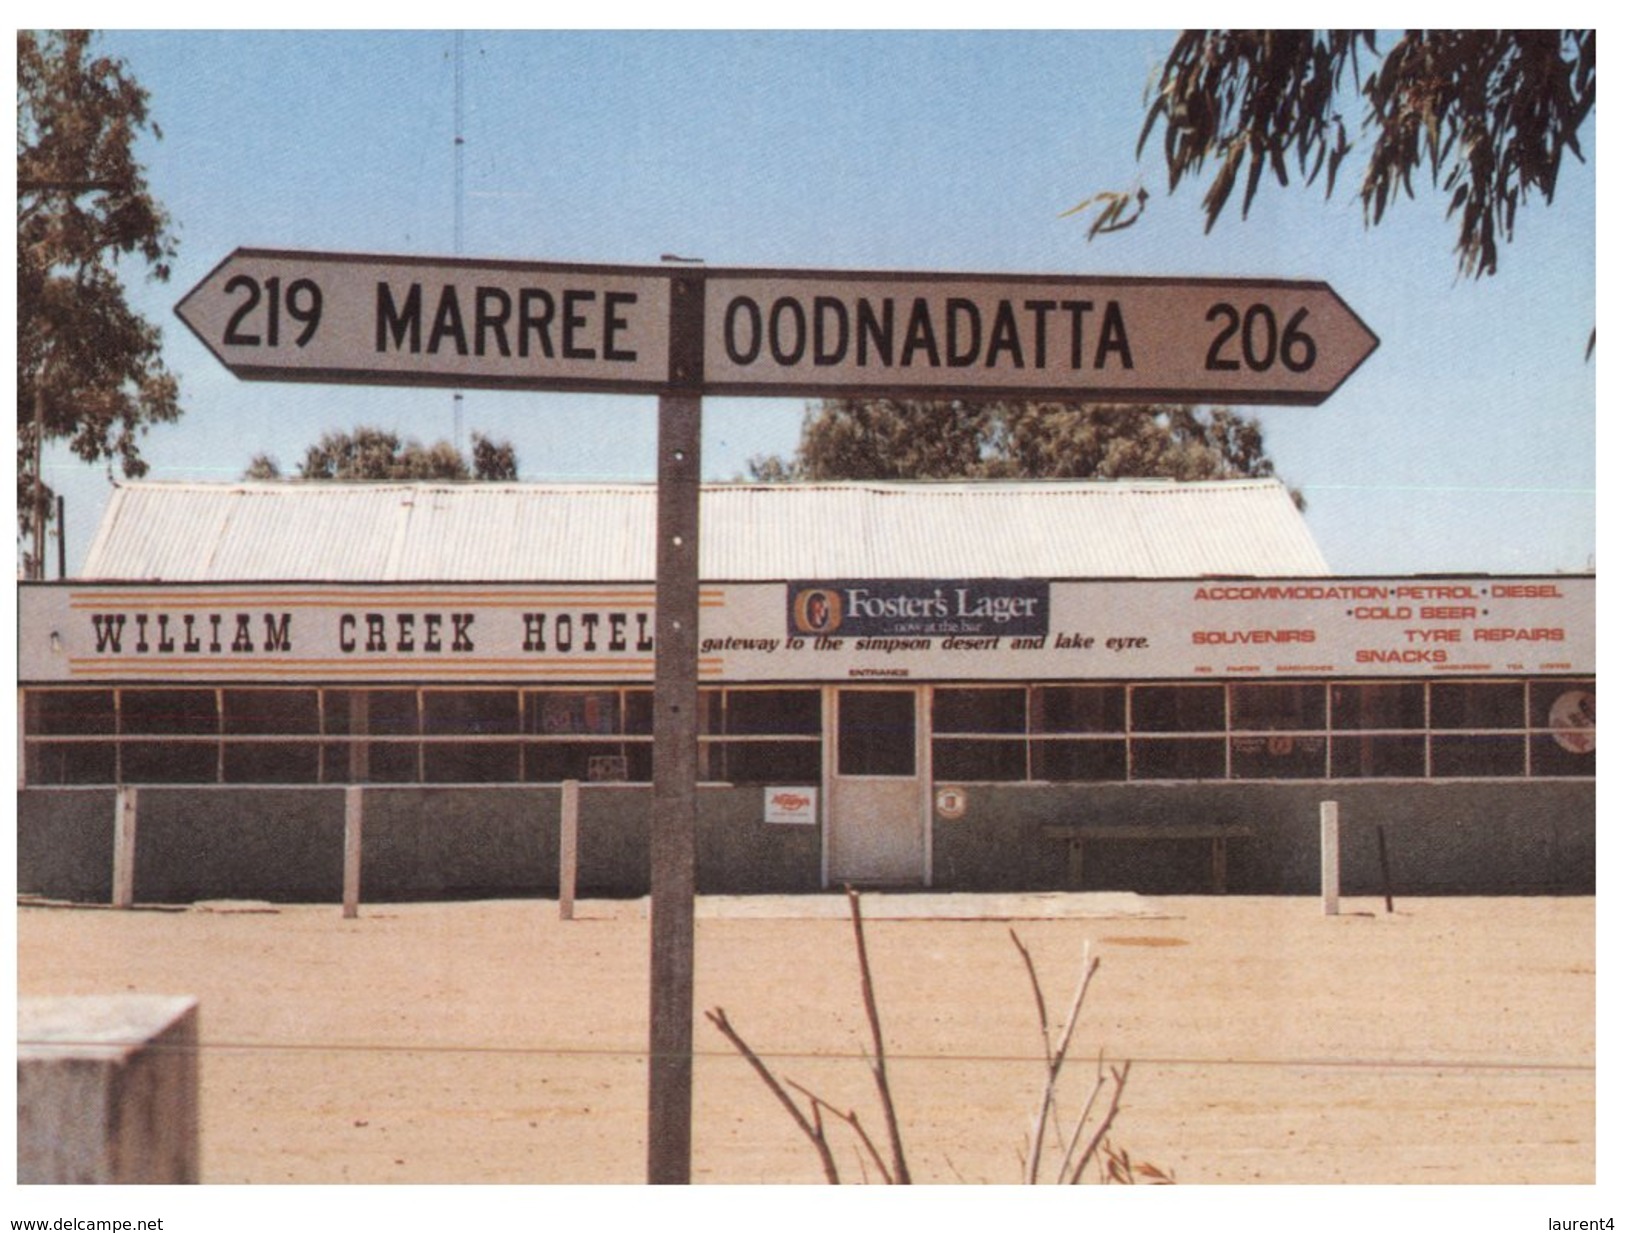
[749,399,1301,507]
[18,30,180,567]
[470,433,519,482]
[1085,30,1595,279]
[755,399,998,482]
[246,427,520,482]
[243,452,281,481]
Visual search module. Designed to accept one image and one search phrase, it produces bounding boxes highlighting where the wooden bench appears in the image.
[1041,823,1254,894]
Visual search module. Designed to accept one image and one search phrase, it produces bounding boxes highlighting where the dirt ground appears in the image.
[16,893,1593,1192]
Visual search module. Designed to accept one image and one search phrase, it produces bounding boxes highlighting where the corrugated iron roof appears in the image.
[79,478,1328,581]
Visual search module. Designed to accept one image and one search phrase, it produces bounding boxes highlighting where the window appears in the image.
[1230,683,1325,731]
[120,689,218,782]
[1032,686,1124,734]
[1029,686,1126,782]
[1430,733,1526,777]
[703,689,822,783]
[1430,682,1526,729]
[1130,734,1226,780]
[930,686,1132,783]
[1331,682,1425,731]
[934,688,1026,734]
[1227,684,1327,778]
[17,676,1595,787]
[1428,681,1527,777]
[1131,684,1225,733]
[1331,734,1425,779]
[423,690,520,782]
[529,691,620,736]
[1330,682,1426,778]
[838,690,915,777]
[323,690,420,783]
[1130,685,1226,781]
[1032,739,1127,782]
[1231,734,1328,780]
[524,690,653,783]
[26,689,117,735]
[121,689,218,735]
[223,689,321,783]
[932,689,1026,781]
[23,689,116,784]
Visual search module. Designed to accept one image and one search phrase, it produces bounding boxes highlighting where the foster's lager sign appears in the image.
[788,579,1049,639]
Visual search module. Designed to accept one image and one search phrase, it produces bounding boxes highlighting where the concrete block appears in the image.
[17,995,199,1184]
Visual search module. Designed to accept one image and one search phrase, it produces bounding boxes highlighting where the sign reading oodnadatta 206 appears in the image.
[20,577,1592,684]
[701,270,1377,404]
[175,249,1378,404]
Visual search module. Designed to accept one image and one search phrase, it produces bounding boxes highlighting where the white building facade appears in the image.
[19,480,1594,900]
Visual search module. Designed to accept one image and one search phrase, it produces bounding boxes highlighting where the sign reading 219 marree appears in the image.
[175,249,1379,405]
[788,580,1050,639]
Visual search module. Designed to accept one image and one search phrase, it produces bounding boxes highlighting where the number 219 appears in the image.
[223,275,323,347]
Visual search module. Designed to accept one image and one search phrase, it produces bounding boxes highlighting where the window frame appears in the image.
[19,676,1595,787]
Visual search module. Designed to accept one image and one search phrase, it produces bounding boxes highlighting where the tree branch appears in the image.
[1065,1058,1133,1185]
[704,1007,842,1183]
[1014,930,1101,1184]
[846,886,911,1184]
[785,1078,894,1185]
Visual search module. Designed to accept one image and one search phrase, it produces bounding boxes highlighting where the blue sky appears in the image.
[36,29,1597,577]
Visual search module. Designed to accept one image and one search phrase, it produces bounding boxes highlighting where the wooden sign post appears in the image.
[647,391,702,1183]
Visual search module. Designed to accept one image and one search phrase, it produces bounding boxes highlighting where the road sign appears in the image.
[179,250,1378,406]
[702,270,1377,405]
[175,248,679,394]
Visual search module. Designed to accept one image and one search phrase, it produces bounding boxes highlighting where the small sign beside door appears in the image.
[765,787,818,825]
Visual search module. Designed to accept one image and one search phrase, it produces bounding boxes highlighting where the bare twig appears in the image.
[1064,1058,1133,1186]
[1011,930,1063,1170]
[704,1007,841,1184]
[1012,932,1054,1180]
[1014,931,1101,1184]
[1009,930,1052,1065]
[711,903,1165,1185]
[1060,186,1151,239]
[846,886,911,1184]
[1054,1066,1109,1184]
[786,1078,894,1185]
[1050,949,1101,1078]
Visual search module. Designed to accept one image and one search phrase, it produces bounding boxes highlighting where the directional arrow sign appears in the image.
[175,248,680,394]
[700,270,1378,405]
[178,250,1378,405]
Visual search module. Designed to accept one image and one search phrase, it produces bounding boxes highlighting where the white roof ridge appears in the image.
[82,478,1325,580]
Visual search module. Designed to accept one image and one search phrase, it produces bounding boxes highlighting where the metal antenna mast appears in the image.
[452,30,465,453]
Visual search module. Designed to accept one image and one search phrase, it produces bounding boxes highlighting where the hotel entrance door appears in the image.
[827,688,928,886]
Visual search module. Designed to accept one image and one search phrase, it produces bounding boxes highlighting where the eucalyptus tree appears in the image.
[18,30,180,574]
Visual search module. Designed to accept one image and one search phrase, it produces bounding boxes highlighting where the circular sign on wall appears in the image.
[791,587,844,635]
[936,786,968,819]
[1548,690,1596,755]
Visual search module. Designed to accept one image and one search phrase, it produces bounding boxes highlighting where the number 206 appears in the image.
[1205,303,1316,374]
[223,275,324,347]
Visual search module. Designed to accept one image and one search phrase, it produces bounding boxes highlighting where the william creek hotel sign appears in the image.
[21,577,1593,685]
